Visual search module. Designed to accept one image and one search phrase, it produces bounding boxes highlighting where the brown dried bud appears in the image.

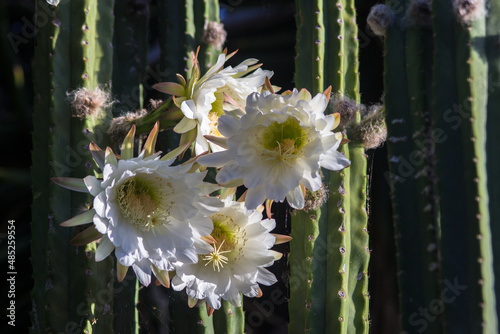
[353,104,387,150]
[453,0,484,25]
[367,4,394,37]
[328,94,359,130]
[67,87,113,119]
[108,109,148,145]
[406,0,432,27]
[202,21,227,50]
[301,187,328,212]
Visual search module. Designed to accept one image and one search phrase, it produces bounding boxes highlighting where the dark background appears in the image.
[0,0,399,333]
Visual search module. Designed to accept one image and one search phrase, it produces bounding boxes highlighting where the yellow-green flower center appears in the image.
[208,91,225,137]
[117,175,169,231]
[262,117,306,150]
[260,117,307,174]
[201,213,246,271]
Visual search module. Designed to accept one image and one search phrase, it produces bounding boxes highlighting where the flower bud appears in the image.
[453,0,484,25]
[367,4,394,37]
[406,0,432,27]
[67,87,113,119]
[202,21,227,50]
[352,104,387,150]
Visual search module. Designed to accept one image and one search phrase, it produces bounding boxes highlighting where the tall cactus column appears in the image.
[380,1,443,332]
[379,0,498,332]
[486,0,500,324]
[31,0,115,332]
[432,0,495,332]
[289,0,370,333]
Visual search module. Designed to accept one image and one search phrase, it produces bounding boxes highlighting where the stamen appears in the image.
[117,175,174,231]
[203,240,232,272]
[261,139,299,176]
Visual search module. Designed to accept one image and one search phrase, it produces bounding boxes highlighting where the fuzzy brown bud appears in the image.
[406,0,432,27]
[328,94,359,130]
[67,87,113,119]
[353,105,387,150]
[453,0,484,25]
[367,4,394,37]
[202,21,227,50]
[108,109,148,145]
[303,187,328,212]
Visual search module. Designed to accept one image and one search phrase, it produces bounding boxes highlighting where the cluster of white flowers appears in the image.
[55,50,349,313]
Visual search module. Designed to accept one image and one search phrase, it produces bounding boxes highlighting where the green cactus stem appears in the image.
[113,0,149,116]
[485,0,500,324]
[159,0,196,83]
[432,0,496,332]
[381,1,442,331]
[381,1,443,332]
[290,0,369,333]
[194,0,222,73]
[31,0,115,332]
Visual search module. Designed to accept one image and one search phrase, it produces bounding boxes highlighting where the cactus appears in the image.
[290,0,370,333]
[27,0,500,332]
[381,1,443,331]
[380,0,498,332]
[31,0,115,332]
[486,0,500,324]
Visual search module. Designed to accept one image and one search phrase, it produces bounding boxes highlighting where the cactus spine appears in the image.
[290,0,369,333]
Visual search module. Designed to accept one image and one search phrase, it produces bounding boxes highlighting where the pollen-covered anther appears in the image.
[208,111,222,137]
[203,240,231,272]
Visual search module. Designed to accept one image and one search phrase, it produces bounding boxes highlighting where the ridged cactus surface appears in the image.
[379,0,499,332]
[31,0,115,332]
[290,1,370,333]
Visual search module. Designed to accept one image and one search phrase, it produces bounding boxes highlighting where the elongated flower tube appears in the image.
[198,88,350,210]
[52,124,223,286]
[153,50,273,155]
[171,198,283,310]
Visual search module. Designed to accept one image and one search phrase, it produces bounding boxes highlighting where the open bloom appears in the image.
[153,51,273,155]
[198,88,350,210]
[53,124,222,286]
[171,198,280,310]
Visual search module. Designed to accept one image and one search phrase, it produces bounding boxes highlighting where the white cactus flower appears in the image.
[154,51,273,155]
[198,88,350,210]
[53,124,222,287]
[171,198,280,310]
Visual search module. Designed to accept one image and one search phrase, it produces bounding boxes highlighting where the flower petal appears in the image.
[132,260,152,286]
[174,116,198,133]
[60,208,96,227]
[320,151,350,171]
[153,82,185,96]
[83,175,102,197]
[93,192,107,217]
[95,235,115,262]
[286,185,305,209]
[245,186,267,210]
[198,151,231,168]
[180,99,197,119]
[51,177,88,193]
